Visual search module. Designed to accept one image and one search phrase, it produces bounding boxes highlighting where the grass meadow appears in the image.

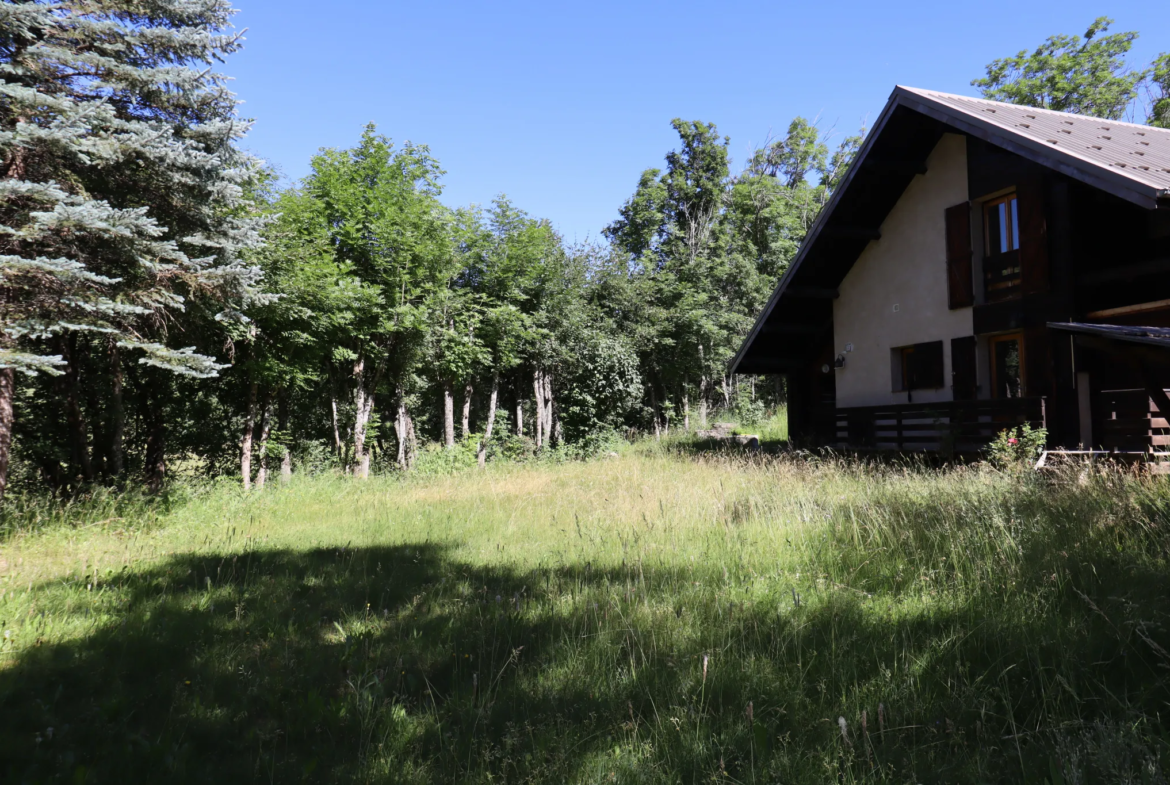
[3,436,1170,783]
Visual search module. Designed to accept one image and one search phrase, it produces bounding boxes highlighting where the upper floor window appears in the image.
[984,193,1019,254]
[983,192,1021,302]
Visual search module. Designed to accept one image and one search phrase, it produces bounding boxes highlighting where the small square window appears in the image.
[892,341,945,392]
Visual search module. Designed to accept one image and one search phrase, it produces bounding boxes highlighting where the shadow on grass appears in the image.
[4,537,1170,783]
[658,436,791,458]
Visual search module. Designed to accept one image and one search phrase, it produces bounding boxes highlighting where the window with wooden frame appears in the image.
[989,332,1025,399]
[891,341,945,392]
[983,192,1022,302]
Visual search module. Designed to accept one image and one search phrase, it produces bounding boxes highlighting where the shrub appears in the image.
[988,423,1047,470]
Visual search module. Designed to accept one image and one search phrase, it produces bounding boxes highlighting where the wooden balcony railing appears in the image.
[815,397,1046,453]
[984,249,1021,303]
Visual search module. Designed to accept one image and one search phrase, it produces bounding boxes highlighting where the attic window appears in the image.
[985,193,1019,254]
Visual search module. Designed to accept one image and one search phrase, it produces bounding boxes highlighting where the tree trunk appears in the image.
[721,375,731,409]
[514,384,524,437]
[478,373,499,468]
[543,373,556,446]
[698,343,709,428]
[241,380,257,491]
[650,385,661,440]
[443,381,455,449]
[109,338,124,478]
[145,396,166,493]
[405,409,417,470]
[279,391,292,483]
[394,392,417,471]
[330,396,342,459]
[683,383,691,432]
[61,335,93,483]
[0,367,13,501]
[462,383,473,439]
[533,370,544,449]
[352,357,375,479]
[395,398,406,469]
[255,391,273,490]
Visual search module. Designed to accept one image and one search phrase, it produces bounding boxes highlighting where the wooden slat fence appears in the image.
[1098,388,1170,452]
[815,397,1045,453]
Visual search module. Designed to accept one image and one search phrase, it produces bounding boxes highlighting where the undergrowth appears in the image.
[1,449,1169,783]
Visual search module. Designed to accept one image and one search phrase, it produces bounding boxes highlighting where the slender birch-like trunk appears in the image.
[650,385,660,440]
[394,392,417,470]
[241,381,257,491]
[395,398,406,469]
[330,396,342,459]
[352,356,375,479]
[144,394,166,493]
[405,409,417,469]
[698,344,709,427]
[533,370,544,449]
[477,373,499,468]
[543,373,556,446]
[109,338,124,478]
[461,383,473,439]
[279,391,291,483]
[683,382,691,432]
[61,336,93,482]
[0,367,13,501]
[443,381,455,449]
[514,385,524,437]
[255,392,273,490]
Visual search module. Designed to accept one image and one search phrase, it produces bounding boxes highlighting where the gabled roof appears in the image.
[898,87,1170,207]
[730,86,1170,376]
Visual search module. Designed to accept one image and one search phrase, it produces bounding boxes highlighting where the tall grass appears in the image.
[2,449,1169,782]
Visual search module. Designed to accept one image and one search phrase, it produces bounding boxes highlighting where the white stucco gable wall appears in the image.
[832,133,973,408]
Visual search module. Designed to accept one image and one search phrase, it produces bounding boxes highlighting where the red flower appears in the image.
[1008,438,1018,445]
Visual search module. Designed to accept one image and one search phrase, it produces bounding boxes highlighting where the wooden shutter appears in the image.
[1019,177,1049,295]
[945,202,974,309]
[950,336,978,401]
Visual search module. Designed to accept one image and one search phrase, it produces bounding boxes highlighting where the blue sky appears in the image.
[227,1,1170,243]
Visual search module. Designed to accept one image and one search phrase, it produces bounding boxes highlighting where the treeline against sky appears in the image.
[2,6,1168,495]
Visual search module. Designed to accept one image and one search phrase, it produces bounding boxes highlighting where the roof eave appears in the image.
[728,87,909,375]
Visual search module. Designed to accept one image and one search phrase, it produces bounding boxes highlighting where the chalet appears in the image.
[730,87,1170,453]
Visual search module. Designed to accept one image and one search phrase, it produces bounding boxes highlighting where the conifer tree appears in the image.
[0,0,266,497]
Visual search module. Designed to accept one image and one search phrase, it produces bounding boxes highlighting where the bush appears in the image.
[988,424,1047,471]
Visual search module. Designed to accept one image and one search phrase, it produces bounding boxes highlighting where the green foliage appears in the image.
[972,17,1145,119]
[0,0,267,377]
[1150,53,1170,128]
[558,331,642,442]
[988,424,1048,471]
